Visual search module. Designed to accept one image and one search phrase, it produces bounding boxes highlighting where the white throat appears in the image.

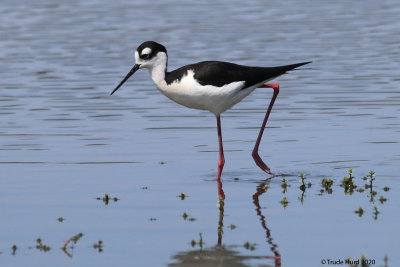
[148,53,168,85]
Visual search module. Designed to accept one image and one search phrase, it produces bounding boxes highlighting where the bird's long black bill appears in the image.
[110,64,140,95]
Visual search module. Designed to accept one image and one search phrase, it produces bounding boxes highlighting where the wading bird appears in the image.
[111,41,310,188]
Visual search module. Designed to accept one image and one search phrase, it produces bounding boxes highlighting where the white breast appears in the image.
[155,70,256,115]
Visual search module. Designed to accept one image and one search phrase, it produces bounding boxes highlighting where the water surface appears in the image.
[1,0,399,266]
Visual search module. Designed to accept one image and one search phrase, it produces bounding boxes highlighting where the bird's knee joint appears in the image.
[270,83,280,92]
[262,83,280,93]
[218,159,225,168]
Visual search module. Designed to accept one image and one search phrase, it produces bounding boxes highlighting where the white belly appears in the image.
[153,70,256,115]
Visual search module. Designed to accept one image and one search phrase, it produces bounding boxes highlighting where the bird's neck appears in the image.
[149,53,168,85]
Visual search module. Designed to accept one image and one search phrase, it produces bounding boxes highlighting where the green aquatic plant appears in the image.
[93,240,103,253]
[190,233,203,250]
[354,206,364,217]
[96,194,119,205]
[36,238,50,252]
[341,169,357,194]
[264,184,269,192]
[229,224,237,230]
[182,212,198,222]
[299,190,305,204]
[321,178,333,187]
[341,176,354,187]
[373,205,379,220]
[357,187,365,193]
[57,217,65,222]
[362,171,377,202]
[298,172,306,191]
[298,173,307,203]
[369,190,377,203]
[243,242,256,251]
[360,254,369,267]
[321,178,333,194]
[198,233,203,248]
[383,186,390,192]
[379,196,387,204]
[281,179,288,193]
[179,192,186,200]
[364,171,375,186]
[62,233,84,257]
[71,233,83,244]
[280,196,289,209]
[346,254,375,267]
[11,245,17,256]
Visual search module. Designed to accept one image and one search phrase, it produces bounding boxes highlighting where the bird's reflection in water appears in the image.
[169,178,281,267]
[217,177,225,247]
[253,180,281,266]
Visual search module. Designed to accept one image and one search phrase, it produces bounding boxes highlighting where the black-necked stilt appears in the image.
[111,41,310,186]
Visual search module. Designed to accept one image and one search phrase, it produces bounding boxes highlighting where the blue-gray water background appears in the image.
[1,0,399,266]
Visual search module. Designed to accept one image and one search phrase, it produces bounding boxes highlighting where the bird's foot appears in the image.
[252,151,271,174]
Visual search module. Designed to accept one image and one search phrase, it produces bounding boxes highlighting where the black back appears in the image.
[165,61,311,87]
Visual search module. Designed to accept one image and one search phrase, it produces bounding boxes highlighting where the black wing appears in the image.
[166,61,311,88]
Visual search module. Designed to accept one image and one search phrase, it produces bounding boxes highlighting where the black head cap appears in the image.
[137,41,167,60]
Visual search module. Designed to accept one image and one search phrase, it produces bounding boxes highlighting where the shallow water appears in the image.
[1,0,399,266]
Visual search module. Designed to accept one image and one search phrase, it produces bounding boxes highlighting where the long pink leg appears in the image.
[216,115,225,199]
[252,83,280,174]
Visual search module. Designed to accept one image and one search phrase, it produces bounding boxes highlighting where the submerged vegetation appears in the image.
[93,240,103,253]
[281,178,289,194]
[298,172,311,204]
[266,170,390,222]
[280,196,289,209]
[179,192,187,200]
[321,178,333,194]
[355,206,364,217]
[243,241,256,251]
[96,193,119,205]
[11,245,17,256]
[62,233,84,257]
[190,233,203,250]
[3,169,391,262]
[340,168,357,194]
[36,238,50,252]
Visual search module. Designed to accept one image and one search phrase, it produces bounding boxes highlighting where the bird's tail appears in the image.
[275,61,312,73]
[261,61,311,82]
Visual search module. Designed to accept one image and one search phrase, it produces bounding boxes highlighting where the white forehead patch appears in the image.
[141,47,152,55]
